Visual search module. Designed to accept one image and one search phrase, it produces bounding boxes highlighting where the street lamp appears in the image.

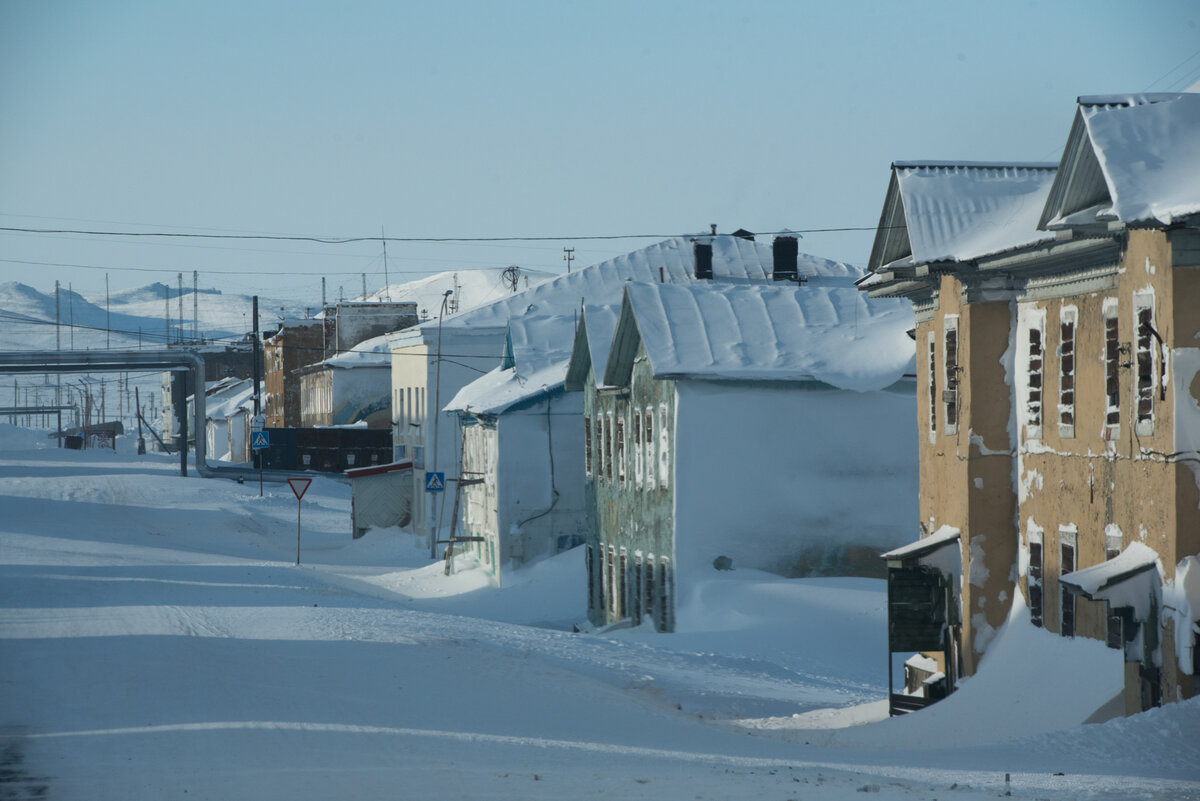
[429,289,453,559]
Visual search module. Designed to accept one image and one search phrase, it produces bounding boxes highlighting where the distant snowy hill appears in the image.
[0,268,554,354]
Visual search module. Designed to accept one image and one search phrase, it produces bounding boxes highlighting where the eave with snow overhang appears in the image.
[604,281,915,391]
[864,162,1058,306]
[1039,93,1200,232]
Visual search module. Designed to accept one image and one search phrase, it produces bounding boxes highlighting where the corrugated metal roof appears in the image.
[605,281,914,392]
[1041,92,1200,228]
[870,162,1057,271]
[398,235,860,345]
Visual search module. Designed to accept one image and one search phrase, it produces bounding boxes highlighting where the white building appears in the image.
[389,232,856,542]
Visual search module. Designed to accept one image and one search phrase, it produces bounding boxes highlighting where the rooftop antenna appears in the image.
[502,265,520,293]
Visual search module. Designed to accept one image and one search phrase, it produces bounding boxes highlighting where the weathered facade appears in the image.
[263,320,324,428]
[865,94,1200,715]
[569,280,917,632]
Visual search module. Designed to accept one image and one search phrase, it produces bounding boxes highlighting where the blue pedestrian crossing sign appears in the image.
[425,471,445,492]
[251,430,270,450]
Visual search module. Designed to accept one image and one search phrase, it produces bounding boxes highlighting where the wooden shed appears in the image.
[346,459,414,539]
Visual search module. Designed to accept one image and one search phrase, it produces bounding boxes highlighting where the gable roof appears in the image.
[391,234,861,347]
[564,304,621,393]
[603,281,914,392]
[868,161,1058,272]
[1040,93,1200,229]
[447,307,619,415]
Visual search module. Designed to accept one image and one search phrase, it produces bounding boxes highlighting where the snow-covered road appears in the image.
[1,429,1197,800]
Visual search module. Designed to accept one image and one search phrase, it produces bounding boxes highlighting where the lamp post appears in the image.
[429,289,454,558]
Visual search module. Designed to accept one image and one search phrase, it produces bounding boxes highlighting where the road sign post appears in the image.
[287,477,312,565]
[251,425,268,497]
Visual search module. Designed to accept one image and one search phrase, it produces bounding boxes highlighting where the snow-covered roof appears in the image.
[868,162,1058,272]
[392,235,861,347]
[205,378,256,420]
[604,281,915,392]
[320,333,392,369]
[447,307,619,415]
[881,524,961,560]
[1059,542,1160,599]
[1040,92,1200,229]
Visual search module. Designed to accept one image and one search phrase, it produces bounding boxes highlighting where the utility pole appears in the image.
[193,270,199,342]
[563,247,575,273]
[164,283,170,345]
[321,277,326,309]
[177,273,184,344]
[55,281,62,446]
[361,273,367,300]
[381,226,392,301]
[69,283,75,348]
[105,273,111,348]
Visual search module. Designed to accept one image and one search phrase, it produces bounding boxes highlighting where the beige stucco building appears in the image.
[866,93,1200,716]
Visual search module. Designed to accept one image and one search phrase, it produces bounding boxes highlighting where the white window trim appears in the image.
[1103,297,1121,441]
[658,403,670,489]
[1024,309,1046,442]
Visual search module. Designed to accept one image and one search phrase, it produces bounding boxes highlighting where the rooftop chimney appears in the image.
[772,235,799,282]
[693,239,713,280]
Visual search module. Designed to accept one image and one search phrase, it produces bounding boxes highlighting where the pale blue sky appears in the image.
[2,0,1198,303]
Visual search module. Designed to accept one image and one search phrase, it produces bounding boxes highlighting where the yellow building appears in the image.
[865,93,1200,716]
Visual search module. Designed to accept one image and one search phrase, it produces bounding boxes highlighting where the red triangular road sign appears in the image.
[287,477,312,500]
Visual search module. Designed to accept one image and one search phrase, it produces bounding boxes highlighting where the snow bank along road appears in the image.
[0,435,1197,800]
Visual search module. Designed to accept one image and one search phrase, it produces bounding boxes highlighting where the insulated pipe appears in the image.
[0,350,301,483]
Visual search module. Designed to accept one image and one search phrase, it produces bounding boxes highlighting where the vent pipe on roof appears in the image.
[693,240,713,280]
[772,235,799,282]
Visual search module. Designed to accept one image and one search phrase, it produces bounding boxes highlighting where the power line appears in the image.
[0,224,884,244]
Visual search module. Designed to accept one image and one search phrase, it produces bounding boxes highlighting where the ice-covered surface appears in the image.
[1060,541,1160,600]
[881,524,961,560]
[616,281,915,392]
[204,377,256,420]
[359,267,556,317]
[886,162,1057,266]
[0,429,1197,799]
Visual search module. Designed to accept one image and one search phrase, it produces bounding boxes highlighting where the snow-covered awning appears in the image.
[882,525,961,562]
[1060,542,1160,619]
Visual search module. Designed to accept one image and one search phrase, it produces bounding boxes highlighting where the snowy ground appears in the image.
[1,425,1198,800]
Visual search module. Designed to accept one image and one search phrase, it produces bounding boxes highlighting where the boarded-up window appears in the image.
[658,404,670,488]
[1105,303,1121,433]
[584,415,593,478]
[645,552,656,625]
[1058,309,1076,438]
[1135,295,1156,436]
[927,332,937,442]
[1027,322,1044,439]
[605,412,613,481]
[633,410,643,487]
[1106,530,1122,649]
[618,547,628,619]
[644,412,656,491]
[616,418,626,485]
[1060,527,1076,638]
[657,557,672,632]
[1028,527,1043,628]
[943,317,959,435]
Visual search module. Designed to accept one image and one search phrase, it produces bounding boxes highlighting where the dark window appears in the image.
[1105,312,1121,428]
[1136,306,1155,428]
[1029,541,1043,628]
[944,326,958,431]
[584,416,592,477]
[928,335,937,436]
[616,419,625,485]
[1059,317,1075,431]
[1028,326,1043,433]
[619,549,628,618]
[1060,542,1076,637]
[604,415,613,481]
